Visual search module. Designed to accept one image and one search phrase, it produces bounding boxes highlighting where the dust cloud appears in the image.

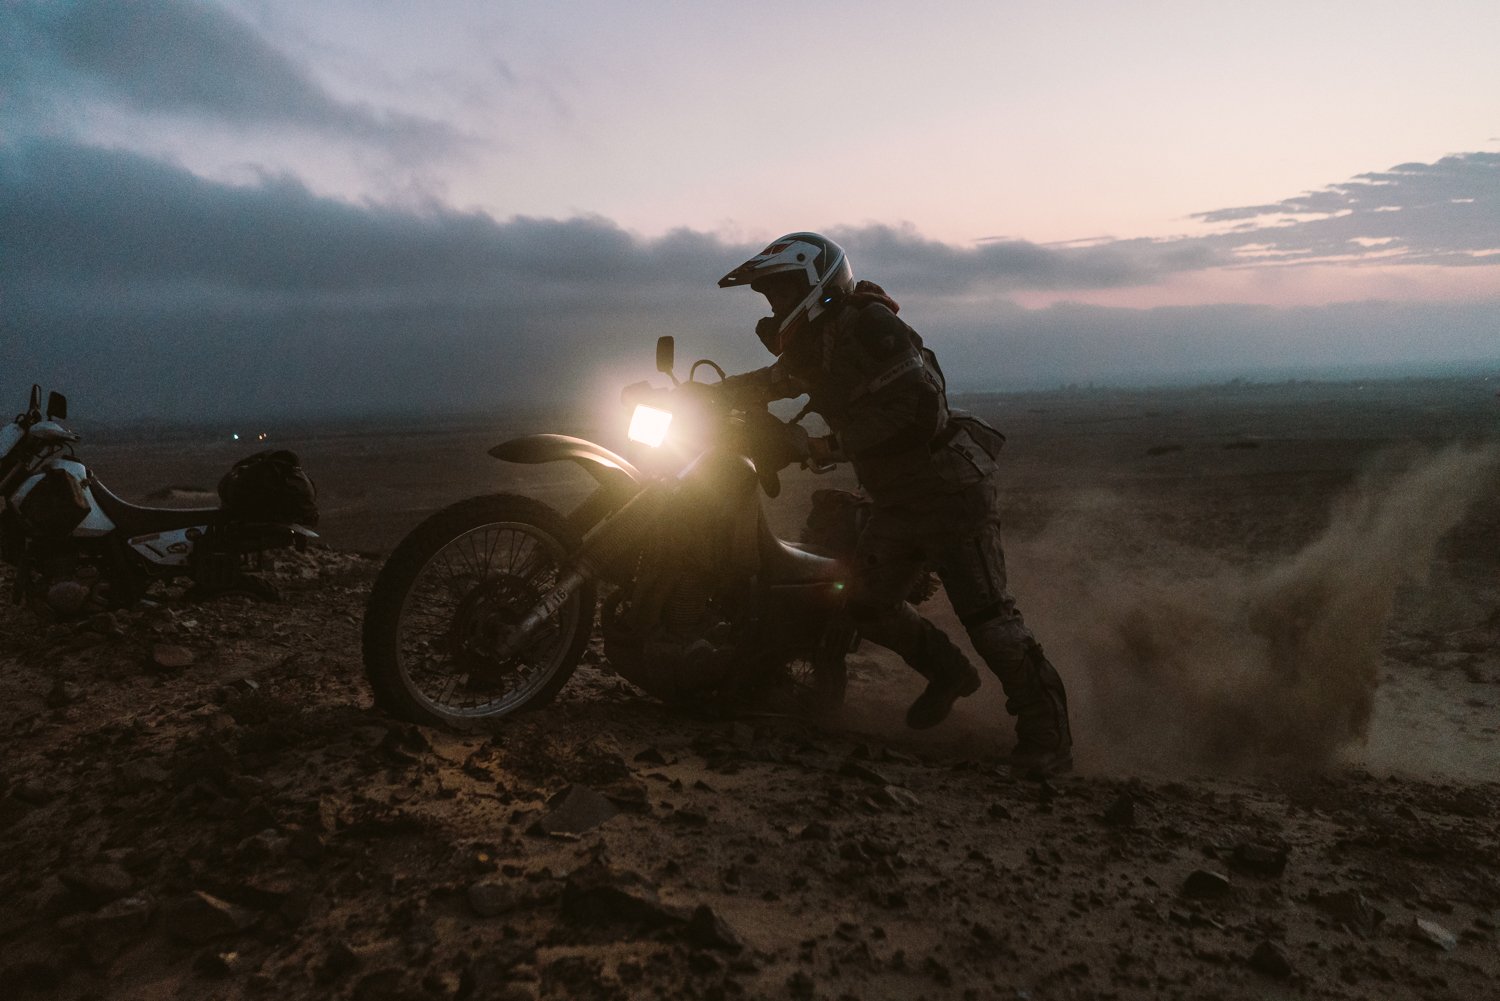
[1025,445,1500,775]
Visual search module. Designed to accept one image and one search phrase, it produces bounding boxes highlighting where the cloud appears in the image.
[4,140,1187,304]
[824,225,1225,293]
[3,139,1497,421]
[1190,152,1500,267]
[2,0,463,157]
[0,139,759,419]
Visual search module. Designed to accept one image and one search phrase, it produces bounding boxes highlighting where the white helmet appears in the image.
[718,232,855,353]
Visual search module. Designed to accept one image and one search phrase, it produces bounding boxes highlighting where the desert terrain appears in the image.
[2,373,1498,1000]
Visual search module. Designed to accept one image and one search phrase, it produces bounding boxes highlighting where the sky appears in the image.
[2,0,1498,420]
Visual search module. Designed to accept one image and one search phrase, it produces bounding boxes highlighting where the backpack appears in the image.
[217,449,319,526]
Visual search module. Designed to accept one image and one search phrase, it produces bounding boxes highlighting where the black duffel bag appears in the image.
[218,449,319,526]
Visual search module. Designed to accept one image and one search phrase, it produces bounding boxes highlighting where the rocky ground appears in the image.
[4,376,1499,1000]
[1,544,1498,1001]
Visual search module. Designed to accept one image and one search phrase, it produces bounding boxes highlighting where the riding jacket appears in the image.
[725,283,999,506]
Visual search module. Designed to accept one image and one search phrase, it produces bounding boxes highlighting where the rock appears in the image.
[1310,889,1384,937]
[162,891,258,943]
[467,880,523,917]
[1101,793,1135,827]
[1181,869,1232,900]
[194,949,244,978]
[150,643,196,671]
[1248,940,1292,978]
[1229,842,1288,877]
[787,970,816,999]
[871,785,921,810]
[59,863,134,903]
[315,940,362,985]
[378,723,431,761]
[236,828,292,863]
[45,679,83,709]
[668,808,709,827]
[117,758,171,790]
[798,821,833,841]
[12,777,58,806]
[526,785,618,836]
[686,904,744,952]
[217,678,261,702]
[988,803,1013,820]
[45,580,91,616]
[1413,917,1458,951]
[25,875,73,920]
[633,746,668,766]
[560,862,687,927]
[457,946,536,998]
[57,895,155,967]
[235,875,311,922]
[351,967,409,1001]
[838,761,892,785]
[0,795,34,831]
[601,780,650,813]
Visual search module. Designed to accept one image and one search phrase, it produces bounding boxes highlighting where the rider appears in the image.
[717,232,1072,774]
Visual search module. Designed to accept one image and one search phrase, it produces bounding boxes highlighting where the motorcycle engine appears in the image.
[602,578,736,701]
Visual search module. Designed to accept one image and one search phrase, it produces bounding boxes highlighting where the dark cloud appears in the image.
[1190,152,1500,266]
[826,226,1225,293]
[3,139,1496,421]
[0,139,761,419]
[2,0,462,155]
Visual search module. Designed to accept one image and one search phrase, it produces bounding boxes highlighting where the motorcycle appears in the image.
[362,336,869,729]
[0,385,319,616]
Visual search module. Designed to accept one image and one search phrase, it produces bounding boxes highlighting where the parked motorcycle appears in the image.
[0,385,319,616]
[362,337,868,729]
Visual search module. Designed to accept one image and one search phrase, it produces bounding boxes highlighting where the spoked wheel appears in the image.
[362,495,595,730]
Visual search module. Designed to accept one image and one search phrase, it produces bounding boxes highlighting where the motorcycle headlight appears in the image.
[627,404,673,447]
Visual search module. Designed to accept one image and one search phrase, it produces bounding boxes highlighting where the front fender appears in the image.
[488,434,643,493]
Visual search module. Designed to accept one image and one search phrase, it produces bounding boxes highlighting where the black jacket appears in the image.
[725,285,996,505]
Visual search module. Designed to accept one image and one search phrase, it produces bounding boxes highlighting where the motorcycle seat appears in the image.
[90,477,224,535]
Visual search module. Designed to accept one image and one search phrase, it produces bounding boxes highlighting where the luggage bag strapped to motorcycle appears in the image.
[217,449,319,526]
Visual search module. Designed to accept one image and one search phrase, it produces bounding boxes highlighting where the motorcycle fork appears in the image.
[497,482,671,657]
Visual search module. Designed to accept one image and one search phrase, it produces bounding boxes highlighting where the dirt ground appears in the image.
[3,374,1499,1000]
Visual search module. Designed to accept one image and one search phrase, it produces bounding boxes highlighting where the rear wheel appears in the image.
[362,495,595,730]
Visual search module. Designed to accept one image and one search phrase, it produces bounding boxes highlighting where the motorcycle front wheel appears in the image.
[362,494,596,730]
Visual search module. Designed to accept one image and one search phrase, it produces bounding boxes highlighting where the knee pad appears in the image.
[966,615,1034,673]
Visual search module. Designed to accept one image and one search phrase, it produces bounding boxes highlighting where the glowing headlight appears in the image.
[627,404,673,447]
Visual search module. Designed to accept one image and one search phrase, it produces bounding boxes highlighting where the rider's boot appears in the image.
[856,601,981,729]
[901,615,981,730]
[990,639,1072,775]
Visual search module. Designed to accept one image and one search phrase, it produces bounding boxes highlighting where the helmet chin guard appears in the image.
[719,232,855,354]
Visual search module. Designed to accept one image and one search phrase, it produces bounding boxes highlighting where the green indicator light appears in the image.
[834,582,845,590]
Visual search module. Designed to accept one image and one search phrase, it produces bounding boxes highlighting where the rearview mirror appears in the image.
[46,391,68,420]
[655,336,675,376]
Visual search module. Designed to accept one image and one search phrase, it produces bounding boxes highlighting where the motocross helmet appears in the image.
[718,232,854,355]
